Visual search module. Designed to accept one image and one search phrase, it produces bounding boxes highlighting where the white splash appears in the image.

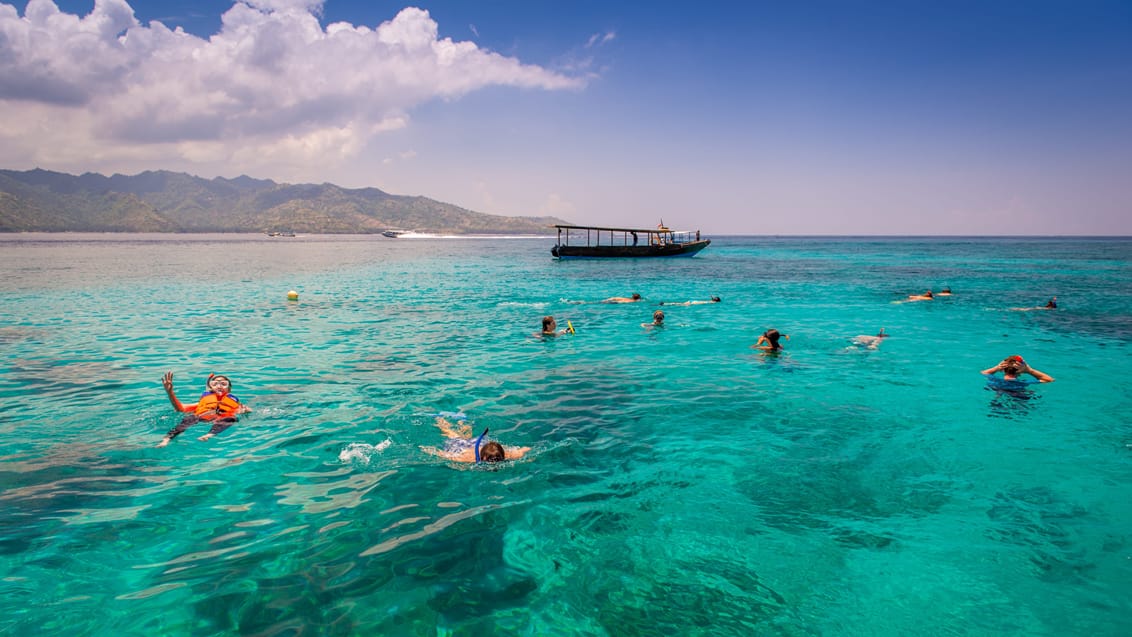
[339,439,392,464]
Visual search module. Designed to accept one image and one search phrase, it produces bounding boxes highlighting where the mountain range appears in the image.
[0,168,569,234]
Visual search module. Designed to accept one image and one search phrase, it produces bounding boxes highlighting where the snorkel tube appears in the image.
[473,428,489,463]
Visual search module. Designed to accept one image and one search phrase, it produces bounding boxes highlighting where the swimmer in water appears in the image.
[157,372,251,447]
[1010,297,1058,311]
[659,296,721,306]
[642,309,665,328]
[906,290,934,302]
[422,416,531,463]
[753,328,788,352]
[850,328,889,350]
[540,315,573,336]
[603,293,643,303]
[981,355,1054,383]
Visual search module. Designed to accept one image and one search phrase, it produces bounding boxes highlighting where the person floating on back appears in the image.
[981,355,1054,383]
[157,371,251,447]
[422,416,530,464]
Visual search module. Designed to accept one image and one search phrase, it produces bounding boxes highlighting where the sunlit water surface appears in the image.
[1,233,1130,636]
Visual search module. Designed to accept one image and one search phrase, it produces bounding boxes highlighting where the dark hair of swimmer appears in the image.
[632,293,641,300]
[542,315,555,331]
[711,296,721,302]
[763,329,782,348]
[1002,355,1025,375]
[479,441,506,462]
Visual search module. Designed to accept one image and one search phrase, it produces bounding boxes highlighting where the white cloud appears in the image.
[0,1,584,176]
[585,31,615,48]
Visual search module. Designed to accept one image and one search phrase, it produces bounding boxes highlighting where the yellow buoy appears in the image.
[287,290,299,301]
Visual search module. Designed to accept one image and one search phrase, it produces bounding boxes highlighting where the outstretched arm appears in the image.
[162,372,193,412]
[981,363,1004,375]
[1025,366,1055,383]
[505,446,532,460]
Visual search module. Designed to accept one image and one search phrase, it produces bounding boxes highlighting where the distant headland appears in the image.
[0,168,569,235]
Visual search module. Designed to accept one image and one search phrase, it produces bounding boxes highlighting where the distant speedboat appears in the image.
[382,229,407,238]
[266,231,296,237]
[551,223,710,259]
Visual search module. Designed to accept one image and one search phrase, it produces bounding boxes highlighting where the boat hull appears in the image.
[552,239,710,259]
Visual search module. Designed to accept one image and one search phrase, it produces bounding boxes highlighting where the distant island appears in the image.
[0,168,569,235]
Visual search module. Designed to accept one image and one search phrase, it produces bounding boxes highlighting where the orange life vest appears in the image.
[194,392,242,420]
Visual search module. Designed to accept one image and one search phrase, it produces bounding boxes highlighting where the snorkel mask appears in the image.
[207,373,232,394]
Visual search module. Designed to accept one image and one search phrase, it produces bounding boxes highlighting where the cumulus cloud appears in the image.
[0,0,583,176]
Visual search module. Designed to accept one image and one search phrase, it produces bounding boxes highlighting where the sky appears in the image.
[1,0,1130,235]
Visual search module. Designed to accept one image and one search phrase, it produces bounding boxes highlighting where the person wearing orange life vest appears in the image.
[157,371,251,447]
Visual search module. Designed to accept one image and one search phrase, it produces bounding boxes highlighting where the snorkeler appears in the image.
[753,329,788,352]
[157,371,251,447]
[540,315,574,337]
[422,416,530,463]
[659,296,721,306]
[1010,297,1058,311]
[981,355,1054,383]
[642,309,665,328]
[850,328,889,350]
[906,290,934,301]
[603,293,643,303]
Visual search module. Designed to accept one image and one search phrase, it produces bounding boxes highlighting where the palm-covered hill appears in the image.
[0,168,568,234]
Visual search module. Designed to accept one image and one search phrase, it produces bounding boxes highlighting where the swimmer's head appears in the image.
[653,310,665,323]
[479,441,505,463]
[632,293,641,300]
[711,296,721,302]
[542,315,556,331]
[207,374,232,392]
[1003,355,1025,375]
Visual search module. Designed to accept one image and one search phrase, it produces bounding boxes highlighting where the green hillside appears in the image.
[0,168,568,234]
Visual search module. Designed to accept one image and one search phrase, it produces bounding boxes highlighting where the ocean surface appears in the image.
[1,233,1129,636]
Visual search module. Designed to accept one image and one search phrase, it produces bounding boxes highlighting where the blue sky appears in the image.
[4,0,1131,234]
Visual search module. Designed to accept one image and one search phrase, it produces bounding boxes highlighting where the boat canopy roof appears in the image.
[553,224,685,234]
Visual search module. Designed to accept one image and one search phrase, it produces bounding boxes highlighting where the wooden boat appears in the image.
[551,223,710,259]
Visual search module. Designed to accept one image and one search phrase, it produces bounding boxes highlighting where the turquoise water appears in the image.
[1,233,1130,636]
